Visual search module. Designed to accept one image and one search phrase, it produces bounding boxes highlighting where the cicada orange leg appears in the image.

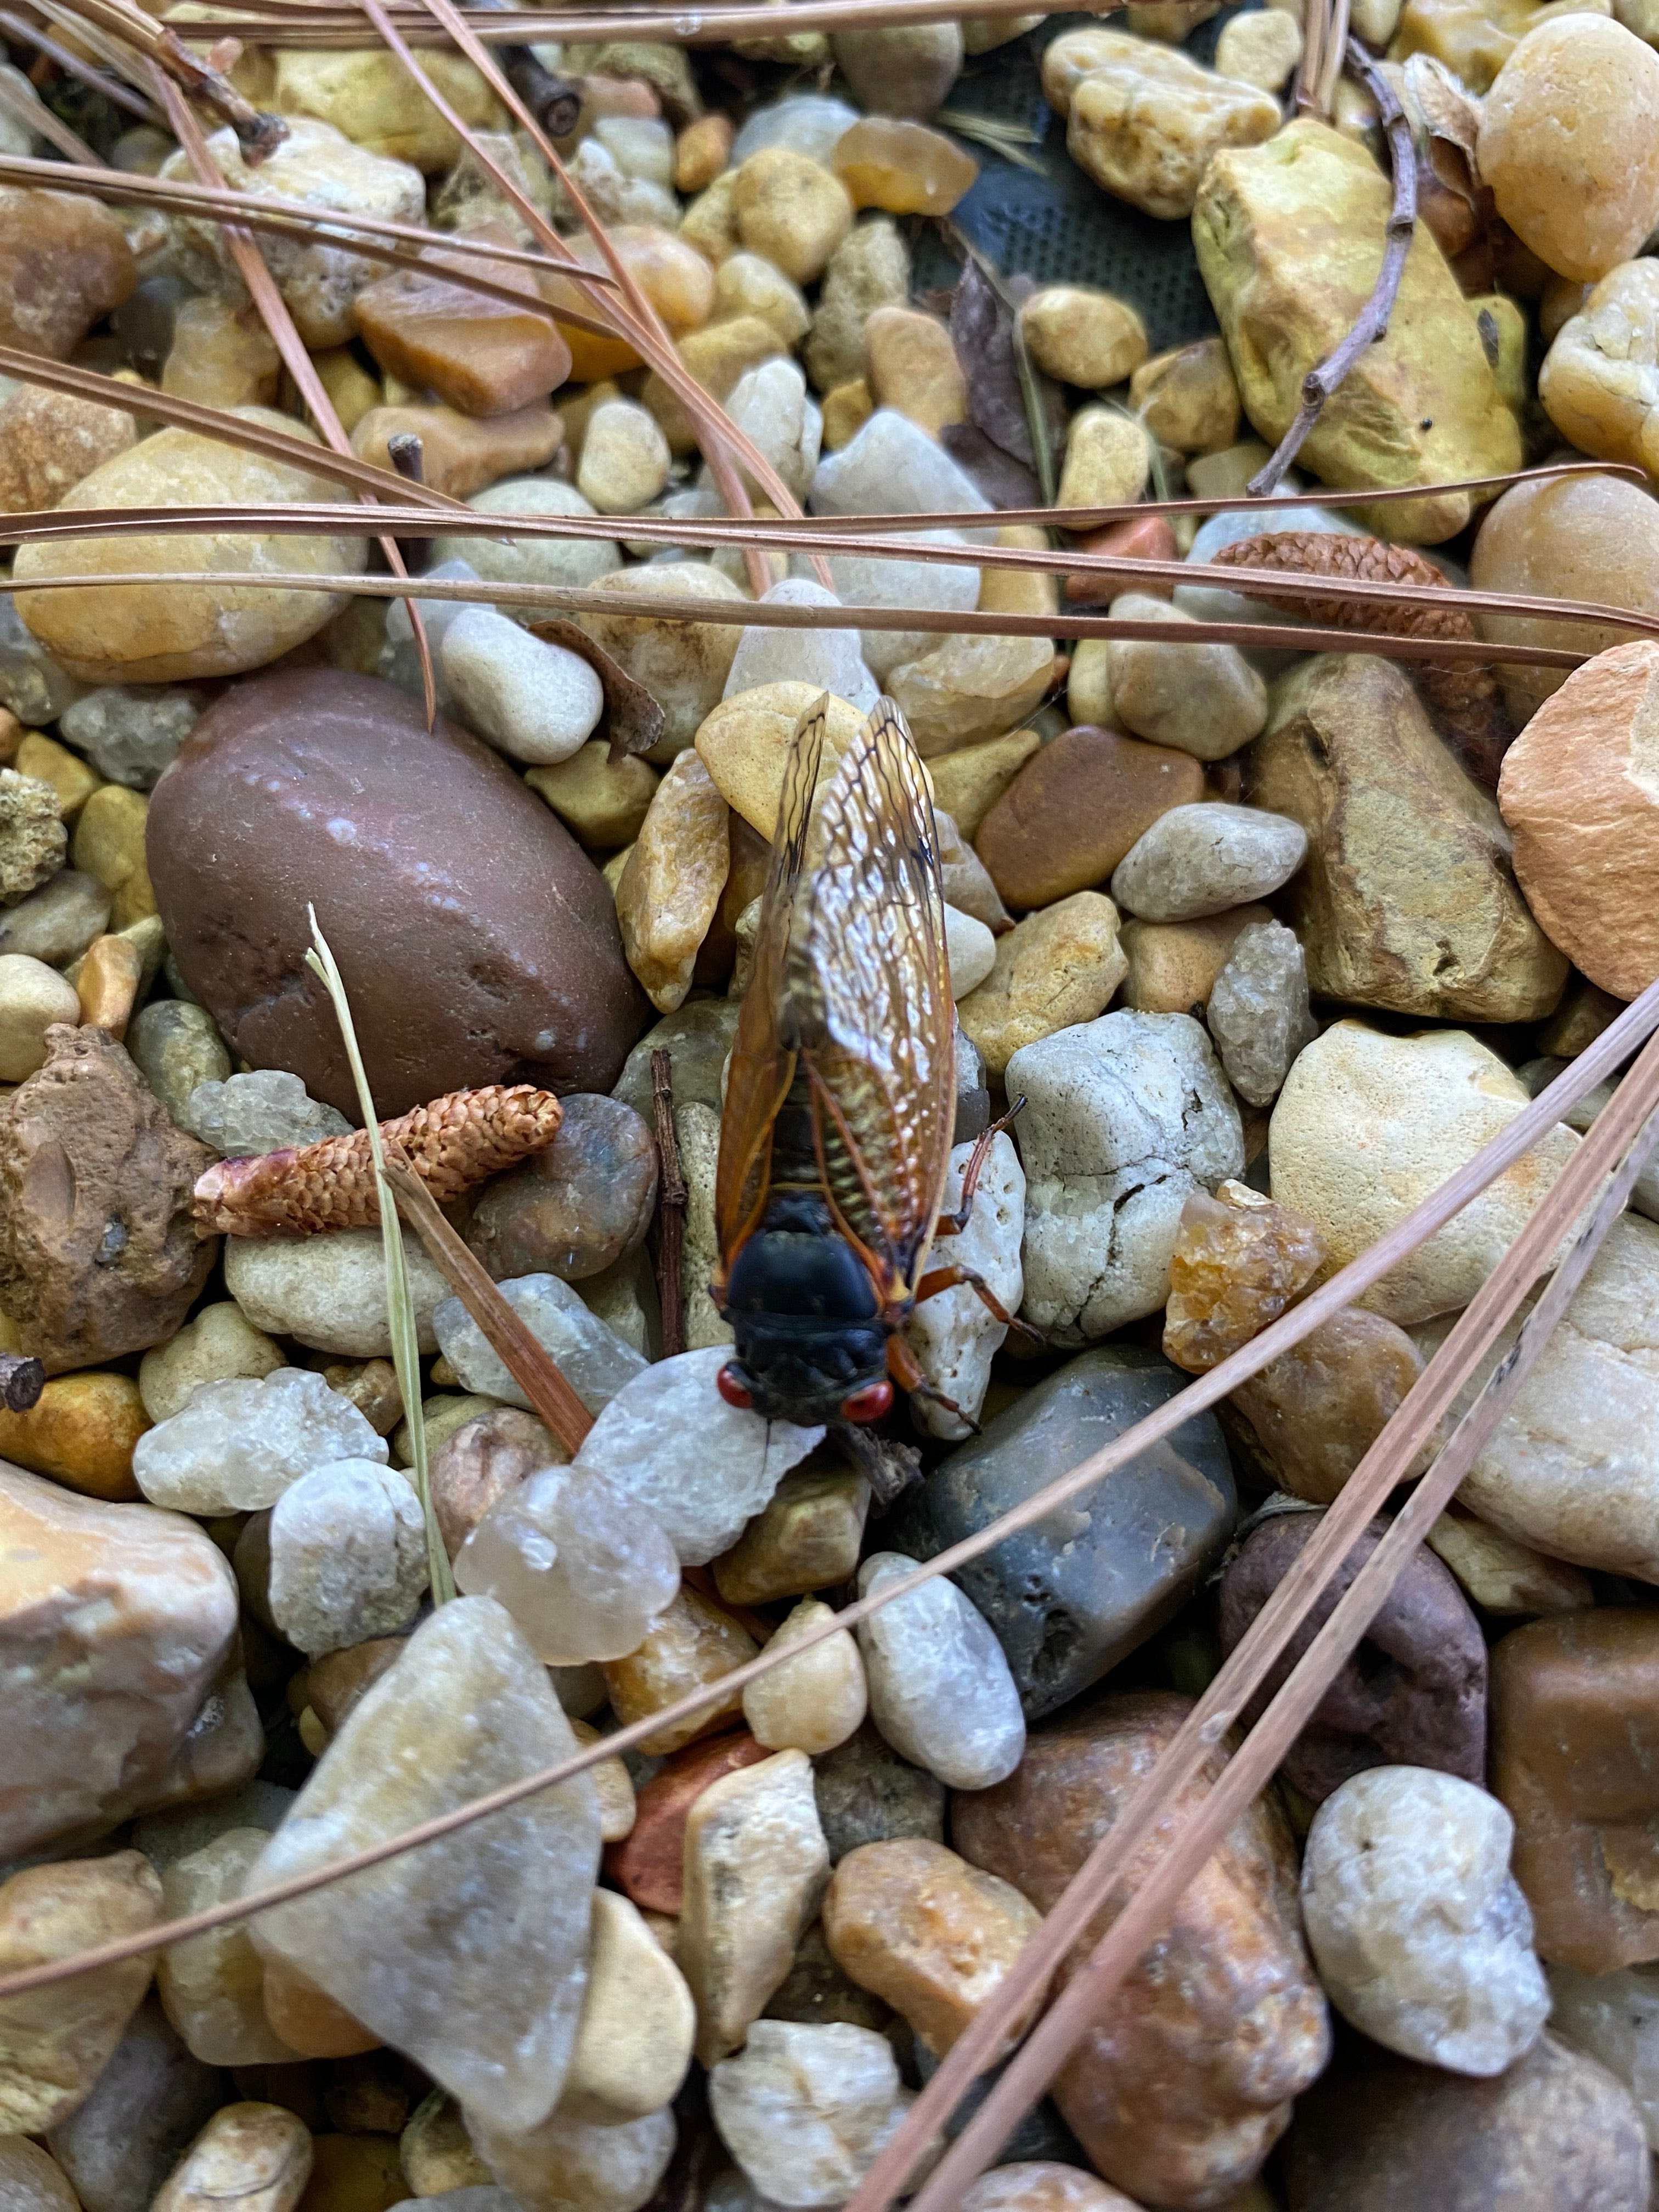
[933,1096,1026,1239]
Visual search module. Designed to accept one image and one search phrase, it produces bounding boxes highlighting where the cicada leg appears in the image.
[887,1329,979,1433]
[933,1095,1026,1239]
[914,1261,1045,1351]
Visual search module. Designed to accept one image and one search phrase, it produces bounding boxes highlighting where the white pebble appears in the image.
[439,607,606,765]
[433,1272,646,1415]
[856,1551,1026,1790]
[944,905,996,1000]
[268,1457,428,1657]
[133,1367,386,1515]
[723,579,879,712]
[904,1132,1023,1440]
[577,398,673,518]
[710,2020,914,2209]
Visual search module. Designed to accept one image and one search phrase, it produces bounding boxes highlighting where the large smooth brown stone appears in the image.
[1498,639,1659,1002]
[1282,2034,1651,2212]
[146,669,646,1118]
[976,725,1204,911]
[952,1690,1329,2209]
[353,227,571,417]
[0,187,136,360]
[1490,1609,1659,1976]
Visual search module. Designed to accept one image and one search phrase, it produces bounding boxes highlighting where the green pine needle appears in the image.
[304,908,455,1608]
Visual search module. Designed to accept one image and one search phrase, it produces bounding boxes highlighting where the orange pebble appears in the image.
[75,932,143,1039]
[1065,512,1179,605]
[605,1731,772,1914]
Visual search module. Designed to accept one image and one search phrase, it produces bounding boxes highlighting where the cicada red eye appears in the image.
[716,1363,754,1409]
[839,1379,893,1424]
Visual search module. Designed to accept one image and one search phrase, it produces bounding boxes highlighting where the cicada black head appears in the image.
[716,1218,893,1426]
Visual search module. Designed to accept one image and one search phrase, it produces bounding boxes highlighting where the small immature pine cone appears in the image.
[194,1084,563,1237]
[1211,532,1514,788]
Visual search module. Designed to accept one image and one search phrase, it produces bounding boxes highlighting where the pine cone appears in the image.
[1211,532,1513,788]
[194,1084,563,1237]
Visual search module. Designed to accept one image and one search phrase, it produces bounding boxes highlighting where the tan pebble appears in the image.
[302,1638,407,1736]
[617,749,731,1013]
[71,786,154,928]
[270,48,503,172]
[1215,6,1302,89]
[714,1457,871,1606]
[311,348,382,435]
[321,1359,402,1436]
[1232,1307,1432,1504]
[1019,285,1148,389]
[0,708,20,765]
[833,116,979,217]
[0,1852,163,2132]
[1129,336,1242,454]
[1426,1506,1594,1617]
[1539,258,1659,475]
[680,1747,831,2064]
[956,893,1128,1077]
[75,933,143,1039]
[1118,906,1271,1014]
[978,725,1206,912]
[158,1830,301,2067]
[712,251,810,347]
[732,149,853,285]
[1057,406,1152,506]
[139,1302,285,1424]
[15,731,99,822]
[886,633,1056,759]
[743,1598,868,1756]
[562,1887,695,2123]
[600,1584,758,1755]
[864,304,967,437]
[0,184,135,360]
[675,112,733,192]
[823,1837,1045,2061]
[528,742,659,850]
[162,297,281,410]
[0,953,81,1081]
[1479,18,1659,282]
[821,375,874,449]
[928,725,1042,842]
[0,381,136,512]
[398,2089,493,2194]
[260,1954,380,2058]
[679,167,742,265]
[0,2137,81,2212]
[351,401,562,499]
[695,682,865,837]
[641,313,786,455]
[1183,439,1274,501]
[579,563,747,761]
[575,398,673,518]
[569,1718,637,1842]
[354,233,569,418]
[0,1369,149,1500]
[961,2164,1143,2210]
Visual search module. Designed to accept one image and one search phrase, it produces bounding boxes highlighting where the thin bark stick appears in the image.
[381,1152,595,1455]
[1252,37,1415,496]
[0,12,161,119]
[889,1041,1659,2212]
[64,0,284,153]
[651,1048,687,1361]
[153,65,438,723]
[179,0,1096,44]
[1,994,1654,2005]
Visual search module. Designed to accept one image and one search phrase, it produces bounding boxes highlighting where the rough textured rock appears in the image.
[1548,1959,1659,2150]
[1490,1608,1659,1976]
[891,1345,1234,1718]
[1105,595,1268,762]
[0,185,135,360]
[954,1690,1329,2209]
[1252,654,1567,1020]
[1301,1765,1549,2074]
[148,669,645,1116]
[0,2137,85,2212]
[1281,2035,1652,2212]
[435,1273,645,1417]
[251,1598,602,2134]
[148,2103,313,2212]
[1008,1011,1244,1342]
[1205,921,1316,1108]
[45,1996,222,2212]
[0,1852,164,2132]
[268,1458,428,1657]
[1193,121,1522,543]
[1498,639,1659,1003]
[857,1553,1026,1791]
[1,1462,248,1858]
[1268,1021,1579,1326]
[823,1838,1044,2061]
[0,1025,214,1373]
[903,1131,1023,1440]
[708,2019,913,2209]
[1221,1513,1487,1802]
[134,1367,385,1515]
[1111,802,1306,923]
[956,894,1128,1080]
[13,415,366,685]
[812,1723,946,1865]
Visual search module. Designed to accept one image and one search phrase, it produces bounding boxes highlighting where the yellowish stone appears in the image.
[561,1887,695,2123]
[579,562,748,763]
[679,167,742,264]
[161,297,281,411]
[351,401,562,498]
[1388,0,1611,95]
[732,149,853,285]
[1128,336,1242,455]
[742,1598,868,1756]
[568,1718,636,1843]
[292,2132,402,2212]
[1215,5,1304,89]
[1539,257,1659,471]
[675,113,734,193]
[1057,406,1153,507]
[1426,1505,1594,1616]
[14,731,99,822]
[0,1370,149,1500]
[641,313,787,455]
[1118,906,1272,1014]
[822,376,874,449]
[14,414,366,684]
[957,891,1128,1078]
[71,784,154,928]
[694,683,865,836]
[617,751,731,1014]
[0,1852,163,2132]
[1019,284,1149,389]
[398,2091,492,2194]
[543,223,716,382]
[271,49,505,172]
[259,1956,380,2059]
[978,524,1060,622]
[1162,1178,1329,1373]
[865,305,968,438]
[928,725,1042,839]
[886,633,1057,758]
[527,741,659,849]
[833,117,979,217]
[600,1584,758,1756]
[75,932,142,1039]
[713,251,811,347]
[151,2104,313,2212]
[713,1457,871,1606]
[157,1830,301,2067]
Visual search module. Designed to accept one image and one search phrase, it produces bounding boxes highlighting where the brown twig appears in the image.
[61,0,285,156]
[385,433,430,574]
[0,64,101,159]
[0,1353,46,1413]
[172,0,1095,44]
[1251,36,1416,497]
[1,994,1655,2006]
[651,1047,687,1361]
[880,1020,1659,2212]
[380,1147,595,1457]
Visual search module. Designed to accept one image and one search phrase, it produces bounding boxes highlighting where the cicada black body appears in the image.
[711,696,1015,1432]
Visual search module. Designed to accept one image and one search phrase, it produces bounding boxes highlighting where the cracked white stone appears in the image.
[133,1368,386,1515]
[709,2021,916,2210]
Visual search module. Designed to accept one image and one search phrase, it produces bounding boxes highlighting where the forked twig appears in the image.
[380,1152,595,1457]
[881,1026,1659,2212]
[651,1048,687,1361]
[1,989,1655,2004]
[1251,37,1416,497]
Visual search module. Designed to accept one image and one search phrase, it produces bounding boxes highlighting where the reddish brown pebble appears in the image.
[606,1732,772,1915]
[1065,514,1178,604]
[977,725,1204,910]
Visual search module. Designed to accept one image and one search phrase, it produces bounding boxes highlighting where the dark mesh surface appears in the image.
[915,3,1262,352]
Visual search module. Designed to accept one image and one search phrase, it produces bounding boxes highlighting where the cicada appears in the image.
[711,695,1019,1431]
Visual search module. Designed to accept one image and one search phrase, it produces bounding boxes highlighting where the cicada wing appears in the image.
[789,699,956,1300]
[713,696,827,1276]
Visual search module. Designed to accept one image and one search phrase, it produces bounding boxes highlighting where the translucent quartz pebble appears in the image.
[712,359,822,503]
[573,1345,824,1566]
[156,1830,298,2067]
[267,1458,428,1657]
[730,94,860,167]
[251,1596,602,2134]
[1301,1765,1550,2076]
[1163,1179,1328,1374]
[60,685,205,791]
[133,1368,385,1515]
[722,580,879,712]
[181,1068,351,1157]
[802,541,980,682]
[453,1462,680,1665]
[855,1552,1026,1790]
[832,116,979,216]
[433,1273,646,1416]
[709,2019,914,2210]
